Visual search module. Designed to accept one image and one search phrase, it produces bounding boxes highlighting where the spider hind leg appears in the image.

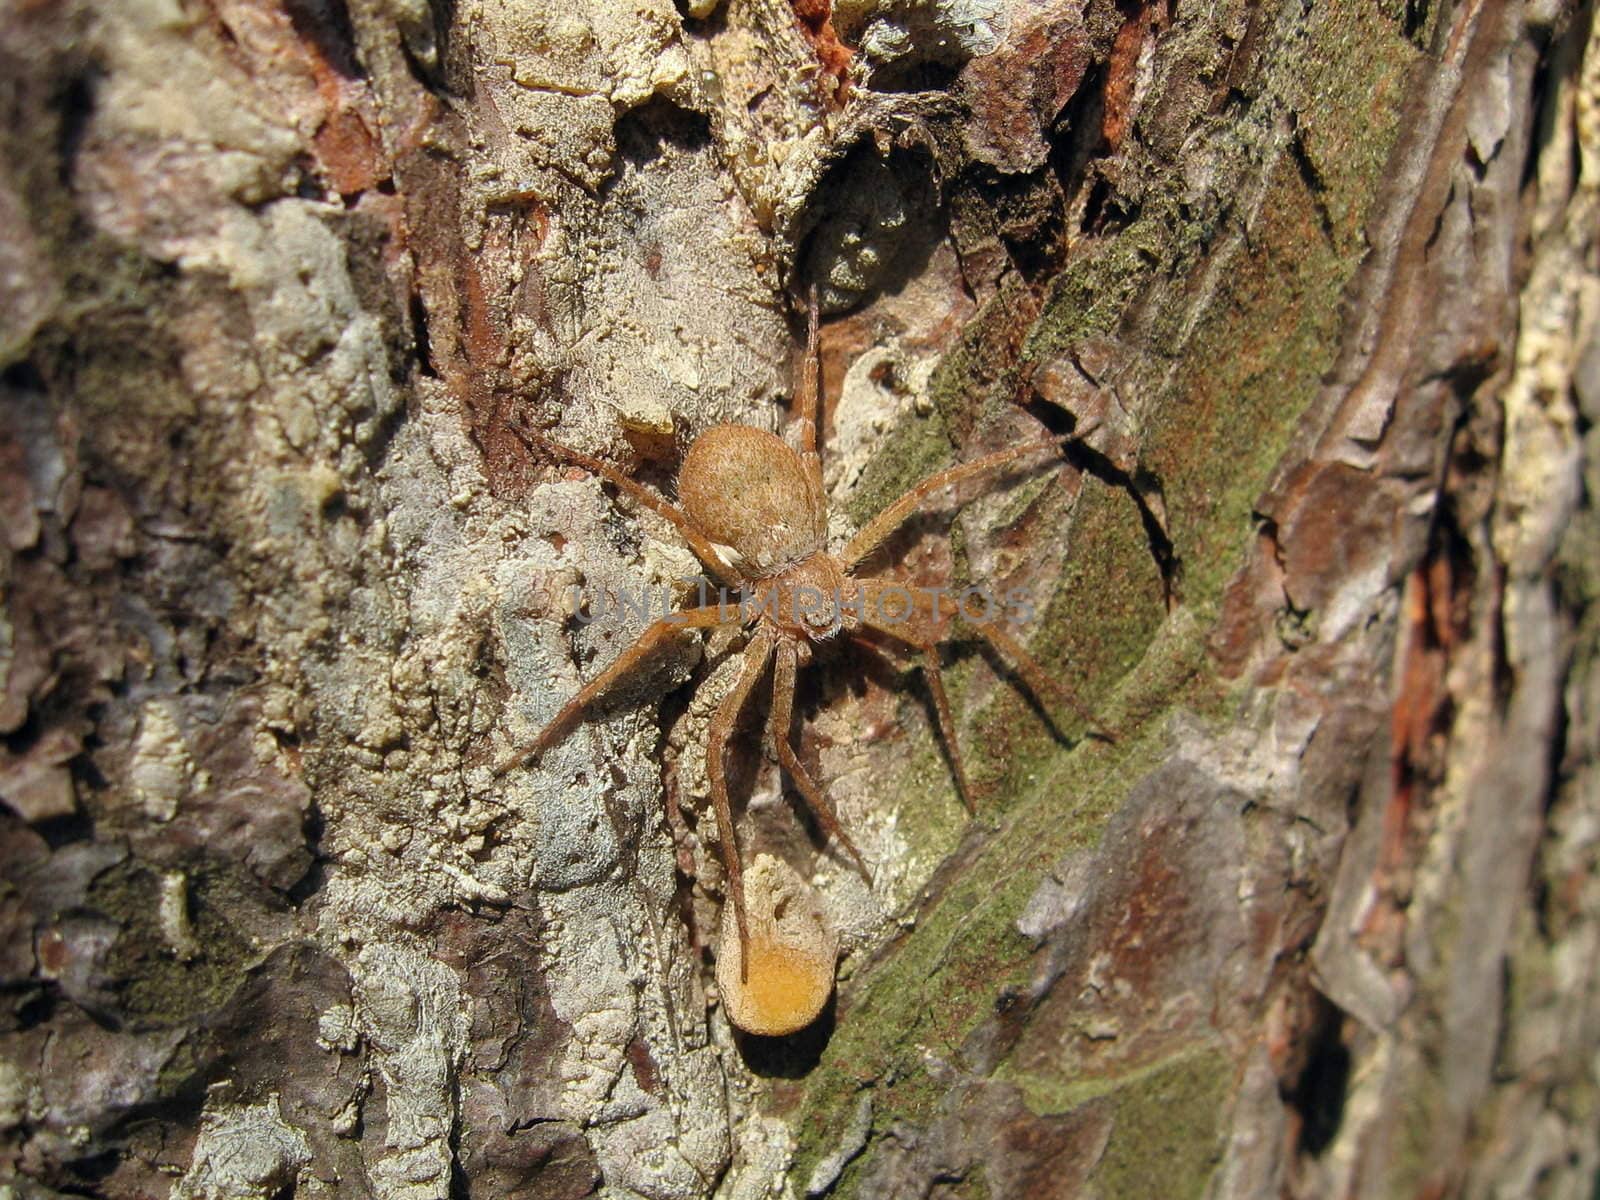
[768,640,872,877]
[507,423,740,589]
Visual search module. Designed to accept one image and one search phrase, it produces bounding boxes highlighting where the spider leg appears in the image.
[853,613,977,814]
[509,424,742,590]
[896,581,1114,743]
[856,577,1114,792]
[768,639,871,877]
[708,627,776,976]
[916,644,975,814]
[493,605,731,778]
[786,286,828,531]
[794,283,820,456]
[840,435,1071,572]
[953,603,1118,744]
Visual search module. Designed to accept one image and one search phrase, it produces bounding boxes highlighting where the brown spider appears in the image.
[497,297,1100,959]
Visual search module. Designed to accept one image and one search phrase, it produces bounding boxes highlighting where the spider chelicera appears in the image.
[497,295,1102,959]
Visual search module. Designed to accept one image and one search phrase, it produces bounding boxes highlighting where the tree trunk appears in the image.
[2,0,1595,1196]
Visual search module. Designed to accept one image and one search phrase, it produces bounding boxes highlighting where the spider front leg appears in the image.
[707,627,776,970]
[767,639,871,876]
[785,286,828,527]
[793,284,821,456]
[841,435,1071,572]
[493,604,731,778]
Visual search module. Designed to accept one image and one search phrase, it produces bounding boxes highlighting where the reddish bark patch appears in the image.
[790,0,853,104]
[1211,529,1288,681]
[963,9,1094,174]
[993,1097,1114,1197]
[314,107,383,197]
[35,926,68,974]
[1103,830,1190,995]
[625,1036,664,1096]
[1276,462,1399,617]
[1102,1,1171,152]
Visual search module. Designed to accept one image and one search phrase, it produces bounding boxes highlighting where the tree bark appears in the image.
[1,0,1595,1197]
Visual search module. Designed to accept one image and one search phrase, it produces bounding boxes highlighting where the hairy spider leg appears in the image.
[852,590,976,812]
[796,285,821,456]
[916,644,972,809]
[891,580,1115,744]
[841,435,1072,572]
[857,578,1116,803]
[708,627,776,975]
[936,593,1116,743]
[786,286,828,523]
[510,425,742,590]
[492,605,732,778]
[767,640,872,876]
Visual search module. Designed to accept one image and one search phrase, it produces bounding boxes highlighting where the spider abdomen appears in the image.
[678,425,825,576]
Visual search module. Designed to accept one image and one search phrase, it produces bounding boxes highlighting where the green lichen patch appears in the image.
[1137,158,1356,615]
[925,275,1041,438]
[1021,223,1171,366]
[1288,5,1423,246]
[879,726,973,876]
[1091,1047,1231,1199]
[787,726,1169,1190]
[844,405,958,532]
[787,0,1425,1187]
[972,477,1168,802]
[1387,1079,1448,1200]
[995,1047,1233,1196]
[87,855,265,1030]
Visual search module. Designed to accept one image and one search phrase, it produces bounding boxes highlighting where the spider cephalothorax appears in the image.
[497,298,1098,964]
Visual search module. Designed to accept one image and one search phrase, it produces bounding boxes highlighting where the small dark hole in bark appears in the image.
[612,95,713,167]
[864,54,962,95]
[54,70,98,188]
[65,1147,122,1184]
[1288,1009,1352,1156]
[285,799,327,904]
[1049,61,1108,201]
[15,988,57,1030]
[446,1096,470,1200]
[2,360,48,394]
[320,490,349,522]
[32,809,98,851]
[1403,0,1429,40]
[406,292,438,377]
[283,0,365,80]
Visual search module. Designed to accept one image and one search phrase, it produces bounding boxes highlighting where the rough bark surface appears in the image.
[1,0,1595,1198]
